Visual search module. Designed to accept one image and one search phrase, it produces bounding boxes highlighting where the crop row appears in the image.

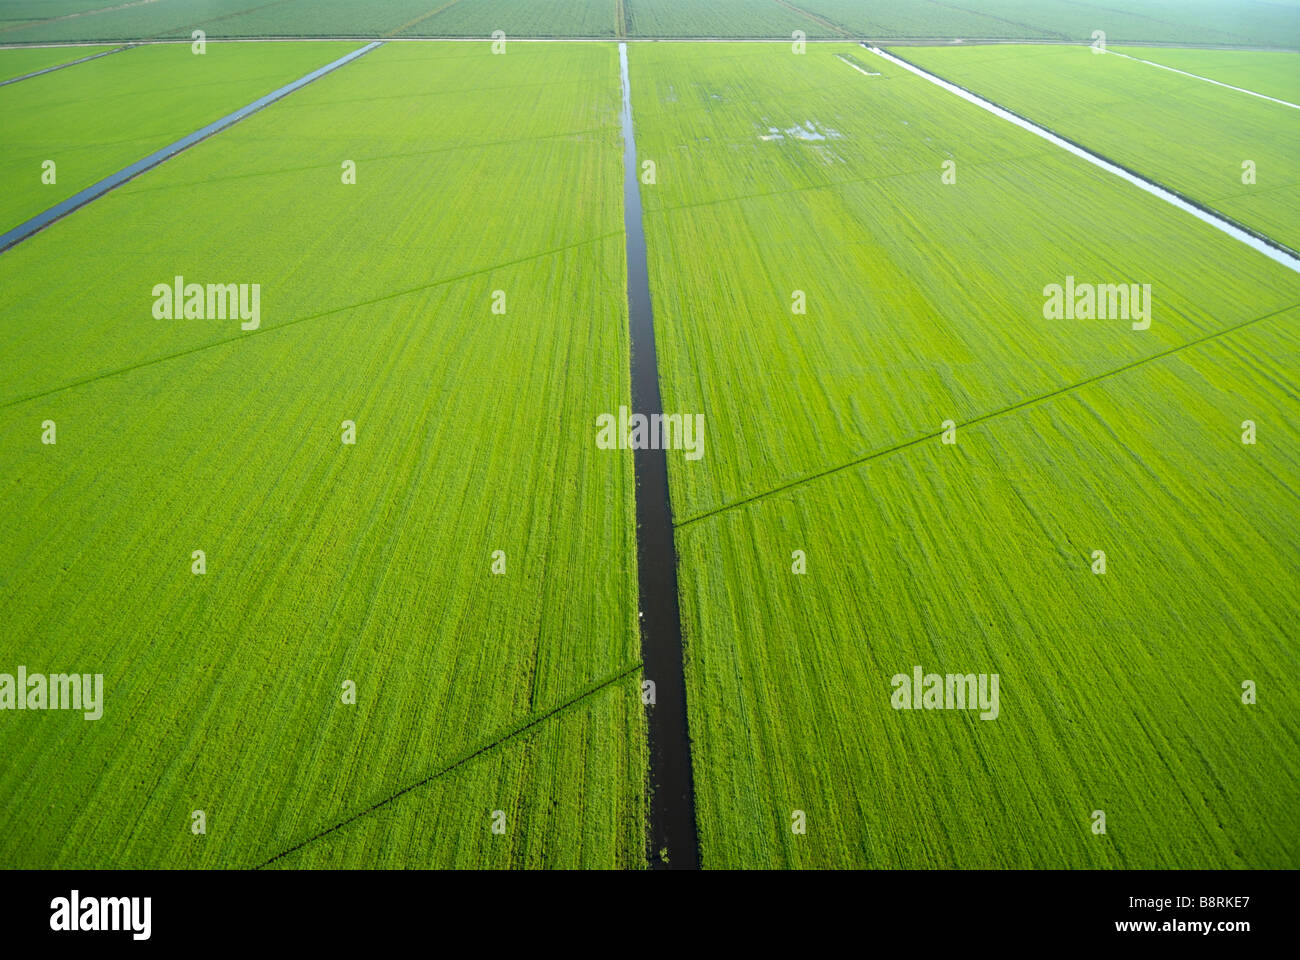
[0,42,362,234]
[899,44,1300,252]
[630,42,1300,867]
[2,0,1296,46]
[0,41,645,868]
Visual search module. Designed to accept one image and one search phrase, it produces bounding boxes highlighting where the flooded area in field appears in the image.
[758,119,844,142]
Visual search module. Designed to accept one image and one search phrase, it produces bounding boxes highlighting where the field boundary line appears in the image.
[149,0,306,43]
[2,38,1289,49]
[0,40,384,255]
[3,38,1297,49]
[119,123,618,197]
[253,660,643,869]
[1105,48,1300,110]
[769,0,853,39]
[0,0,160,36]
[654,148,1045,216]
[870,45,1300,274]
[0,43,133,86]
[384,0,466,39]
[676,300,1300,528]
[0,230,620,411]
[920,0,1071,40]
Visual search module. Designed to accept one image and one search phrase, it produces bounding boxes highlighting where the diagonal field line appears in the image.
[0,40,384,255]
[253,660,643,869]
[0,43,134,86]
[769,0,853,38]
[145,0,307,42]
[919,0,1071,40]
[869,45,1300,273]
[653,148,1044,217]
[118,122,614,198]
[1105,48,1300,110]
[0,0,161,36]
[385,0,466,38]
[0,230,620,411]
[676,301,1300,528]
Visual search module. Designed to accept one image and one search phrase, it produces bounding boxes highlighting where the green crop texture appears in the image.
[0,43,115,80]
[786,0,1039,39]
[187,1,619,39]
[629,42,1300,867]
[0,40,645,869]
[0,0,262,43]
[264,672,646,868]
[399,0,619,37]
[2,1,1296,45]
[836,0,1300,46]
[1114,47,1300,105]
[625,1,832,39]
[788,0,1300,45]
[0,41,362,233]
[897,45,1300,253]
[630,42,1300,522]
[2,1,122,16]
[0,5,1297,876]
[186,1,458,39]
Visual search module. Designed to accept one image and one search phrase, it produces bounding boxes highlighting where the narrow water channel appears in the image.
[0,41,384,255]
[619,41,700,870]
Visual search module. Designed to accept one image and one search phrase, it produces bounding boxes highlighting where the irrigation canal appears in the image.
[619,41,701,870]
[0,40,384,254]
